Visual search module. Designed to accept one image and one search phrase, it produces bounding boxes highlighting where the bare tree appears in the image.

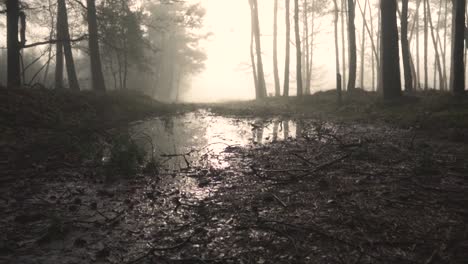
[347,0,356,91]
[273,0,281,96]
[283,0,291,97]
[380,0,401,100]
[401,0,413,92]
[6,0,21,87]
[249,0,267,99]
[451,0,466,95]
[87,0,106,91]
[294,0,303,96]
[333,0,342,103]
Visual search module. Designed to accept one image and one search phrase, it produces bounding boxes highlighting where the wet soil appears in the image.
[1,111,468,264]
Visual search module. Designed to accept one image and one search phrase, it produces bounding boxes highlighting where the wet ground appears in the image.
[1,110,468,263]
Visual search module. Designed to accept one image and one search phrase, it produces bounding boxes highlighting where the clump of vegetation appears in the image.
[105,133,146,179]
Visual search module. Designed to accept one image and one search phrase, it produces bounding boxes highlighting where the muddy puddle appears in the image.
[131,110,301,169]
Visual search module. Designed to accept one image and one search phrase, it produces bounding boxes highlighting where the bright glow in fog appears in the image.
[182,0,339,102]
[181,0,452,102]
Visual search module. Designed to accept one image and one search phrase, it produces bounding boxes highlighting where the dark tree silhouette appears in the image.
[400,0,413,92]
[6,0,21,87]
[380,0,402,100]
[294,0,303,97]
[347,0,356,91]
[273,0,280,97]
[283,0,291,97]
[87,0,106,91]
[451,0,466,96]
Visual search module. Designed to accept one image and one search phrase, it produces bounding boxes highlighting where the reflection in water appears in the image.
[130,111,299,199]
[132,111,298,171]
[284,120,290,139]
[272,121,279,141]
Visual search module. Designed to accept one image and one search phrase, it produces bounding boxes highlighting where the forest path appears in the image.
[1,110,468,264]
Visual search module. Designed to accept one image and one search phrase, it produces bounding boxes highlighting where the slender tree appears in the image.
[380,0,402,100]
[273,0,281,96]
[401,0,413,92]
[87,0,106,91]
[55,6,64,89]
[249,0,259,97]
[333,0,342,103]
[340,0,347,90]
[347,0,357,91]
[359,0,367,89]
[58,0,80,91]
[250,0,267,98]
[6,0,21,87]
[423,0,428,90]
[451,0,466,95]
[283,0,291,96]
[294,0,303,96]
[426,0,443,91]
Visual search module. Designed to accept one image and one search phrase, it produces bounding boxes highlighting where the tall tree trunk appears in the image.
[58,0,80,91]
[423,0,428,90]
[283,0,291,96]
[333,0,342,103]
[87,0,106,91]
[294,0,303,96]
[442,0,449,90]
[426,0,444,91]
[273,0,281,96]
[415,0,421,90]
[250,19,259,97]
[303,0,310,94]
[451,0,466,95]
[251,0,267,98]
[359,0,367,89]
[55,6,64,89]
[7,0,21,87]
[347,0,357,91]
[380,0,402,100]
[377,0,382,92]
[308,0,316,93]
[401,0,413,92]
[341,0,347,90]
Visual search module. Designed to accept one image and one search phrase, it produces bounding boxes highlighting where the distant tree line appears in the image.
[0,0,207,102]
[249,0,466,101]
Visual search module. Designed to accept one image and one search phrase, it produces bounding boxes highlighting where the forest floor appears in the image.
[1,88,468,264]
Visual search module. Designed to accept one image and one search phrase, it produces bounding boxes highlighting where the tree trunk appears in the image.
[401,0,413,92]
[415,0,420,90]
[273,0,281,96]
[451,0,466,95]
[294,0,303,97]
[426,0,444,91]
[283,0,291,97]
[250,19,259,97]
[442,0,449,90]
[251,0,267,98]
[341,0,347,90]
[359,0,367,89]
[333,0,342,103]
[57,0,80,91]
[303,0,310,94]
[55,5,64,89]
[380,0,402,100]
[347,0,357,91]
[423,0,428,90]
[87,0,106,91]
[7,0,21,87]
[308,0,316,94]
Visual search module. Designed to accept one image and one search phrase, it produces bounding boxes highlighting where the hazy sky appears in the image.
[183,0,338,102]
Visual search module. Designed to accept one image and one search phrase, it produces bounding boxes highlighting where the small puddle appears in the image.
[131,110,301,170]
[129,110,303,199]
